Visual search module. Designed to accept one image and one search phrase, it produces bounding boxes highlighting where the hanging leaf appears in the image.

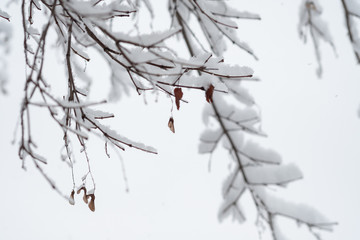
[168,117,175,133]
[174,88,183,110]
[69,190,75,205]
[88,194,95,212]
[205,84,215,103]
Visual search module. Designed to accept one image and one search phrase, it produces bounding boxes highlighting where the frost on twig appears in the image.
[172,0,336,239]
[298,0,336,77]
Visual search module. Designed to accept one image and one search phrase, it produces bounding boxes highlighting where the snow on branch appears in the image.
[245,164,302,185]
[0,8,10,21]
[171,1,336,239]
[341,0,360,63]
[298,0,336,77]
[18,0,256,209]
[0,20,11,94]
[14,0,338,233]
[169,0,258,58]
[254,186,337,231]
[63,0,137,19]
[218,169,246,223]
[205,96,336,240]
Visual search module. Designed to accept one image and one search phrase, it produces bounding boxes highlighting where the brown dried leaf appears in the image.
[174,88,183,110]
[88,194,95,212]
[69,190,75,205]
[168,117,175,133]
[205,84,215,103]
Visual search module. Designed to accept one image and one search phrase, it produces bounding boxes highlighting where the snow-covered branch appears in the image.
[169,0,259,58]
[298,0,335,77]
[17,0,257,210]
[0,8,10,21]
[341,0,360,63]
[0,20,11,94]
[7,0,338,232]
[173,1,336,239]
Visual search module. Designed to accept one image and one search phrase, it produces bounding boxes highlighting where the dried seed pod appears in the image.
[83,193,89,204]
[205,84,215,103]
[77,187,88,203]
[174,88,183,110]
[168,117,175,133]
[69,190,75,205]
[88,194,95,212]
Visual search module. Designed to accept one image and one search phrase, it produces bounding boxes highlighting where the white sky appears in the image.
[0,0,360,240]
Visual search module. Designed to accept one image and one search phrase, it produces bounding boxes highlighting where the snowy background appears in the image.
[1,0,360,239]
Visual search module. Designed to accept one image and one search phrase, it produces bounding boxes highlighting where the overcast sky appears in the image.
[0,0,360,240]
